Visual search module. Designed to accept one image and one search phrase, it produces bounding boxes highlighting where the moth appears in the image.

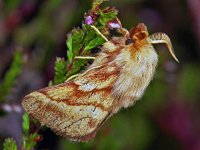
[22,23,178,142]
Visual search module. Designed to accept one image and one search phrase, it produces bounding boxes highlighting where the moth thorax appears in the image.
[129,23,149,43]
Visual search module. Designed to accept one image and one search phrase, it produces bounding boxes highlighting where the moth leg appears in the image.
[80,65,104,77]
[65,74,79,82]
[74,56,95,60]
[65,65,104,82]
[149,32,179,62]
[90,25,108,42]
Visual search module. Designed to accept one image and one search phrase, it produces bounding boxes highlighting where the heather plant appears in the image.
[1,0,200,150]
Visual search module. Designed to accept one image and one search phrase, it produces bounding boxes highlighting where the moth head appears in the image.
[124,23,149,48]
[127,23,179,63]
[129,23,149,43]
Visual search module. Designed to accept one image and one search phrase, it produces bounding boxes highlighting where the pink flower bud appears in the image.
[85,16,94,25]
[108,22,121,29]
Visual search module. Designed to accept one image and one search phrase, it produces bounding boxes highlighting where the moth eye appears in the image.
[125,39,133,45]
[88,59,94,64]
[91,47,101,54]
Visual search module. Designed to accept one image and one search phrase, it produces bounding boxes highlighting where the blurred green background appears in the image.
[0,0,200,150]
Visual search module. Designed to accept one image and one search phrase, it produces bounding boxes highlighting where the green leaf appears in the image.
[98,9,118,25]
[25,133,39,150]
[66,28,84,64]
[82,25,96,46]
[71,28,84,55]
[53,57,67,84]
[3,138,17,150]
[66,59,88,79]
[100,9,118,18]
[22,112,30,136]
[84,36,105,51]
[66,34,73,63]
[0,51,23,102]
[92,0,109,9]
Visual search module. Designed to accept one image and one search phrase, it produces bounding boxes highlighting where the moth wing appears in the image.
[22,65,119,141]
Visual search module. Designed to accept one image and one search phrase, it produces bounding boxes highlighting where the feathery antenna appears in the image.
[149,32,179,62]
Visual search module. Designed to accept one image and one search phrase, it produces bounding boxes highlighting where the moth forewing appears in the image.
[22,62,120,141]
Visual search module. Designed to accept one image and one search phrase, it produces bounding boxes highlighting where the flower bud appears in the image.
[85,16,94,25]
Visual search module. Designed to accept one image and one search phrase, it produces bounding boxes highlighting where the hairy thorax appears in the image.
[88,37,158,113]
[103,39,158,113]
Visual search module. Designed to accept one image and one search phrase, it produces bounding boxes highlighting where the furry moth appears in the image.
[22,23,179,142]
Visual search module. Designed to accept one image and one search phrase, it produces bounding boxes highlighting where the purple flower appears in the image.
[108,22,121,29]
[85,16,94,25]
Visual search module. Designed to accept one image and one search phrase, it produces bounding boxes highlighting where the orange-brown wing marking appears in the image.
[22,65,120,141]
